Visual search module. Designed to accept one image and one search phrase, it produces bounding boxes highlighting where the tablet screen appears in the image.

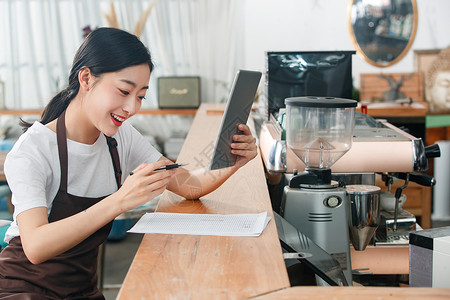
[209,70,262,170]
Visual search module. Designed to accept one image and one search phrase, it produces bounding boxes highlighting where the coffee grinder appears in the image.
[280,96,358,284]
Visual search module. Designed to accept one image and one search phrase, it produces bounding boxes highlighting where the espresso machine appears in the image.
[259,95,440,285]
[280,97,383,285]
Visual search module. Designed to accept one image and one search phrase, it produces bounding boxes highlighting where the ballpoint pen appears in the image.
[129,163,186,176]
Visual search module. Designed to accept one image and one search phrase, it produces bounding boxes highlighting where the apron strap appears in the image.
[105,135,122,189]
[56,111,68,193]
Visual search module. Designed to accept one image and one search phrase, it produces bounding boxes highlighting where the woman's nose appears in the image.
[122,97,137,115]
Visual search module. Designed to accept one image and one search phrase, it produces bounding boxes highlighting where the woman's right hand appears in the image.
[114,160,174,213]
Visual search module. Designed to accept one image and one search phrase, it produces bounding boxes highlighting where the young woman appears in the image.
[0,27,257,299]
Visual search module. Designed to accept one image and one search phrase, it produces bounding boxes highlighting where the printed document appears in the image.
[128,211,269,237]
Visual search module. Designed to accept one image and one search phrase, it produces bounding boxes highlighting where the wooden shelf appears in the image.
[356,102,429,117]
[0,109,42,115]
[138,109,197,115]
[0,109,198,116]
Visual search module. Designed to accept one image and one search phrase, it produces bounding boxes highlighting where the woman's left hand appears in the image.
[231,124,257,169]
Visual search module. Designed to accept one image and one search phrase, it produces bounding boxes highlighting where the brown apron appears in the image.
[0,111,122,299]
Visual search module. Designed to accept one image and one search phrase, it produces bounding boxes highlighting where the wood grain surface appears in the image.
[117,103,290,299]
[252,286,450,299]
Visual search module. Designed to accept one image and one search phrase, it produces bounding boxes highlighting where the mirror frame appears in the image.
[347,0,418,68]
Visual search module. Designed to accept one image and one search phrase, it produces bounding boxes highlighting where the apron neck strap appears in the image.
[56,110,68,193]
[105,135,122,189]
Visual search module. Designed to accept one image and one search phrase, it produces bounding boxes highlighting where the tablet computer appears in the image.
[209,70,262,170]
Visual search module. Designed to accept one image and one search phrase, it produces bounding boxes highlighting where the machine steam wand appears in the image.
[393,174,409,231]
[381,171,436,232]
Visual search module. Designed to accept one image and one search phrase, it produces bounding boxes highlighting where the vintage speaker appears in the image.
[158,76,200,108]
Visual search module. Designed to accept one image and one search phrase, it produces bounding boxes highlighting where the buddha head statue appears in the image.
[426,47,450,112]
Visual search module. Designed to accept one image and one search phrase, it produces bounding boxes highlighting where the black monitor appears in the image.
[266,51,355,118]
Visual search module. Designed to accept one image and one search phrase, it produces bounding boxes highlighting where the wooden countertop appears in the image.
[117,103,290,299]
[117,103,449,299]
[252,286,450,299]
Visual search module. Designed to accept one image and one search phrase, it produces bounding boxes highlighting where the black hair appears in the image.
[21,27,154,131]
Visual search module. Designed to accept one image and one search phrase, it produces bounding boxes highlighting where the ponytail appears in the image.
[20,84,79,132]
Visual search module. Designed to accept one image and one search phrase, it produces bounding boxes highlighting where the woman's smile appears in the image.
[111,113,126,126]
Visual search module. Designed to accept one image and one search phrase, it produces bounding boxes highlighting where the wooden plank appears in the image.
[252,286,450,299]
[350,245,409,275]
[138,108,197,115]
[426,127,450,146]
[0,109,42,115]
[117,103,290,299]
[356,102,429,117]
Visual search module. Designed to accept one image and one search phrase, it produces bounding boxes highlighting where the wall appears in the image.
[243,0,450,89]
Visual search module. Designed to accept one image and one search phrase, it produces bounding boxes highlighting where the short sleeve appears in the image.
[4,151,50,217]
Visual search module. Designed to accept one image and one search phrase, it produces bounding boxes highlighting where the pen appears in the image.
[129,163,186,176]
[154,163,186,171]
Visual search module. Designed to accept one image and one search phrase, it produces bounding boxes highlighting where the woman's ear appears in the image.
[78,67,92,92]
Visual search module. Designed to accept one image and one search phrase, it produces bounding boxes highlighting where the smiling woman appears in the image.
[0,27,258,299]
[0,27,163,299]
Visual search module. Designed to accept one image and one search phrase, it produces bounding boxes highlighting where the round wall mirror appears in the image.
[348,0,418,67]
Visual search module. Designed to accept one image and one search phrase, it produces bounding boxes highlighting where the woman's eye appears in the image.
[119,89,130,95]
[138,96,146,101]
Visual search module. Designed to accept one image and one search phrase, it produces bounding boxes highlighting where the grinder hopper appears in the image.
[285,97,355,171]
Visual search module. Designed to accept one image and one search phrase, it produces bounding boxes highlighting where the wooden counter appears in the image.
[117,103,450,299]
[252,286,450,299]
[117,103,290,299]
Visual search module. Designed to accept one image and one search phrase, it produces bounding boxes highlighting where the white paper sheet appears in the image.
[128,211,270,237]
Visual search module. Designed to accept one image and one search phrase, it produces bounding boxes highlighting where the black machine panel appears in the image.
[266,51,355,118]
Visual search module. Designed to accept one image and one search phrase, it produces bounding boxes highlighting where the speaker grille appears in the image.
[308,212,332,222]
[158,76,200,108]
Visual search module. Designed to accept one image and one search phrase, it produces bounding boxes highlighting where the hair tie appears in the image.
[67,88,76,97]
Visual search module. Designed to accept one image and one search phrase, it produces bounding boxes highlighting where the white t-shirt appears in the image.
[3,121,162,243]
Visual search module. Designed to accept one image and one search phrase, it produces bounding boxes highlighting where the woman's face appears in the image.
[84,63,150,137]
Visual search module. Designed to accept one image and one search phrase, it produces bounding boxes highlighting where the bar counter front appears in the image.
[117,103,450,299]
